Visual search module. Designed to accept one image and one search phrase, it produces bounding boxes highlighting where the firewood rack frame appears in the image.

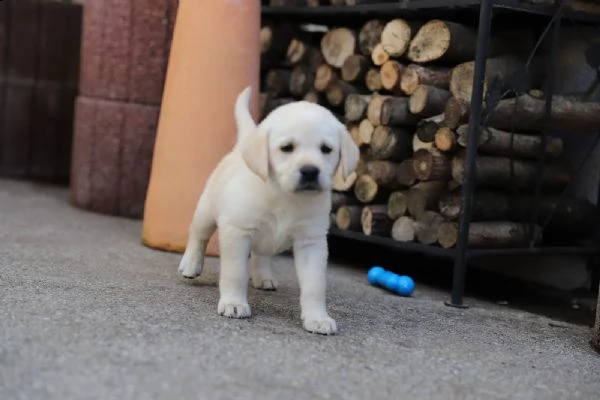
[262,0,600,308]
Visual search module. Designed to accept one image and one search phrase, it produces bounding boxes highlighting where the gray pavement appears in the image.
[1,179,599,400]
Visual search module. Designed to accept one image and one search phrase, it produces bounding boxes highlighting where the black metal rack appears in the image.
[261,0,600,308]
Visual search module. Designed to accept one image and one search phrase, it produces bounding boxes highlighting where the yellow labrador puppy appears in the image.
[177,86,359,335]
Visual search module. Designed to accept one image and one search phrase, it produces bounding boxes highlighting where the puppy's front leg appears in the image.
[217,228,252,319]
[293,237,337,335]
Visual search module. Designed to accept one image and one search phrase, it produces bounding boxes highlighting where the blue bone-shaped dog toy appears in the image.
[368,266,415,297]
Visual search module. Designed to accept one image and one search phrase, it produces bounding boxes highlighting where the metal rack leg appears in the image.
[445,0,494,309]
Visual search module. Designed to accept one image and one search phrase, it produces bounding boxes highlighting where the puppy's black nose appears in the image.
[300,165,320,182]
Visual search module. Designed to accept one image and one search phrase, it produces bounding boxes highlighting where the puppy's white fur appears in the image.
[177,86,359,335]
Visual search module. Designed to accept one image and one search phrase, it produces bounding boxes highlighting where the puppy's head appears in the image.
[241,101,359,194]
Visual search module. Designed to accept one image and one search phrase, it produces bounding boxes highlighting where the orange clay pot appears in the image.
[141,0,260,256]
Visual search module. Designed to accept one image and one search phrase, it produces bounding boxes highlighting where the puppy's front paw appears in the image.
[302,315,337,335]
[177,253,203,279]
[252,278,278,291]
[218,301,252,319]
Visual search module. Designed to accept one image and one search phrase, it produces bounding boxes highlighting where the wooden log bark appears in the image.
[381,19,421,58]
[407,20,478,64]
[289,65,315,97]
[314,63,339,92]
[415,118,441,142]
[345,94,372,122]
[370,126,413,162]
[265,69,292,97]
[354,174,390,203]
[358,119,374,146]
[326,81,359,107]
[451,153,571,190]
[391,216,416,242]
[380,60,405,91]
[371,43,389,66]
[260,24,296,65]
[407,180,446,218]
[332,191,361,212]
[456,124,564,159]
[366,160,403,189]
[367,94,392,126]
[335,205,362,231]
[303,90,326,104]
[400,64,452,95]
[450,55,528,104]
[348,123,362,147]
[387,191,408,219]
[396,159,418,187]
[413,135,434,152]
[434,127,457,152]
[443,97,469,130]
[412,148,452,181]
[361,205,393,236]
[286,39,325,70]
[321,28,356,68]
[437,222,542,249]
[358,19,386,57]
[365,68,383,91]
[415,211,444,245]
[342,54,370,83]
[380,97,421,126]
[409,85,452,117]
[486,93,600,134]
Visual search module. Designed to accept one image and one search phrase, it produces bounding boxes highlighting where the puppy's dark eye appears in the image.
[320,144,333,154]
[280,144,294,153]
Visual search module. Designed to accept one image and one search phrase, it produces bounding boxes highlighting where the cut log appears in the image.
[265,69,292,97]
[451,153,571,190]
[366,160,402,189]
[261,97,295,119]
[358,119,374,145]
[400,64,452,95]
[361,205,393,236]
[358,19,386,56]
[396,159,418,187]
[365,68,383,92]
[370,125,413,162]
[335,205,362,231]
[413,135,434,152]
[332,191,361,212]
[354,174,390,203]
[415,211,444,245]
[486,93,600,134]
[415,118,441,142]
[407,20,478,64]
[371,43,390,66]
[380,60,405,91]
[344,94,372,122]
[367,95,392,126]
[406,180,446,218]
[341,54,370,83]
[321,28,356,68]
[349,123,362,147]
[437,221,542,249]
[380,97,421,126]
[289,65,315,97]
[387,191,408,219]
[456,124,563,159]
[412,148,452,181]
[303,90,326,104]
[381,19,420,58]
[260,24,296,64]
[409,85,452,117]
[332,168,358,191]
[450,55,527,104]
[326,81,359,107]
[314,64,339,92]
[434,127,457,152]
[443,97,470,130]
[286,39,325,70]
[356,157,368,176]
[391,216,416,242]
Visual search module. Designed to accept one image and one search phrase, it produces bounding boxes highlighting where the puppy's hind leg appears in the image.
[178,194,216,279]
[250,252,278,291]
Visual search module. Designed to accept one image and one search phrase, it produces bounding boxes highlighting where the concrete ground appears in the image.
[1,179,599,400]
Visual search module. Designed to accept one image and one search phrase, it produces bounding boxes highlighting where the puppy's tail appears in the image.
[234,85,256,144]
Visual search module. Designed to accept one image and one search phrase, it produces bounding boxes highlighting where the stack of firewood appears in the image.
[260,18,600,249]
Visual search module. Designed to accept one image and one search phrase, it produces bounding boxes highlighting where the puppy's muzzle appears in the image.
[296,165,322,191]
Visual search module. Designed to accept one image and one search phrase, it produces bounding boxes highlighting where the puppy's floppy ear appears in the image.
[241,127,270,181]
[335,125,360,180]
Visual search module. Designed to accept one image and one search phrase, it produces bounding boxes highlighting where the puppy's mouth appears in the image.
[294,182,323,192]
